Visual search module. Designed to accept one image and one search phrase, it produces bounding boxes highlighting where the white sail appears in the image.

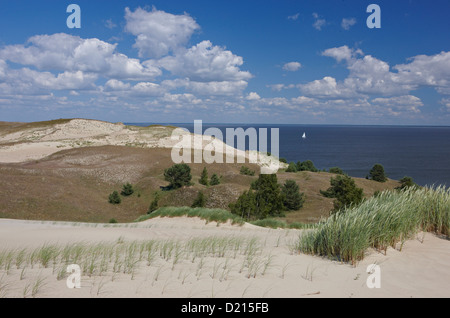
[302,132,306,139]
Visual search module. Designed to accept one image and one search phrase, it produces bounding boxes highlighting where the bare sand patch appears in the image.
[0,217,448,298]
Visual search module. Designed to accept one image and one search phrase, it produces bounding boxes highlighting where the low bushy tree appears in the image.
[230,174,285,220]
[369,164,387,182]
[396,176,417,190]
[296,160,318,172]
[121,183,134,196]
[164,164,192,189]
[321,175,364,213]
[108,191,121,205]
[329,167,344,175]
[240,166,255,176]
[286,162,298,173]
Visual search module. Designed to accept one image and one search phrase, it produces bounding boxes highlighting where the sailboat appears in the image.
[302,132,306,139]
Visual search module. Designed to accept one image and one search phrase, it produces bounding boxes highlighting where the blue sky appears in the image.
[0,0,450,125]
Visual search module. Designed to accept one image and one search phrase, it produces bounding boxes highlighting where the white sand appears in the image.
[0,217,448,298]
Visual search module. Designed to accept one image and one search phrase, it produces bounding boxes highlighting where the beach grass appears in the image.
[134,206,246,226]
[0,235,264,291]
[296,186,450,264]
[250,218,318,230]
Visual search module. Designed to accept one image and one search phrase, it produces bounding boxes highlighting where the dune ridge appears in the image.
[0,119,284,174]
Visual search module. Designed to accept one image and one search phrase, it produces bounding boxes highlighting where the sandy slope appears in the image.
[0,119,284,172]
[0,217,448,298]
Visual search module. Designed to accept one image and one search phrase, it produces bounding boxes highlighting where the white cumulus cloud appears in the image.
[158,40,252,82]
[125,7,200,58]
[322,45,363,63]
[246,92,261,100]
[0,33,161,81]
[371,95,424,115]
[187,80,248,96]
[282,62,302,72]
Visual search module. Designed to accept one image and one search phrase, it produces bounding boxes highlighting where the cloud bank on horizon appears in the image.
[0,1,450,125]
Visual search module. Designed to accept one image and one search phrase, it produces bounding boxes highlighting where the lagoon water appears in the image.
[128,123,450,187]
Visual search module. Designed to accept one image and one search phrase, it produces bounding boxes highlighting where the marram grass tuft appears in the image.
[296,186,449,264]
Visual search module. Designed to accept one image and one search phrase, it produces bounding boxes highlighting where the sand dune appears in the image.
[0,217,448,298]
[0,119,448,298]
[0,119,283,173]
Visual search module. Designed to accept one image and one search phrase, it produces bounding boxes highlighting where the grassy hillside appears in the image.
[0,144,400,224]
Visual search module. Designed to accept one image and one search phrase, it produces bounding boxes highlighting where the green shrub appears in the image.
[288,222,317,230]
[296,160,318,172]
[230,174,285,220]
[108,191,121,205]
[396,176,418,190]
[286,162,297,173]
[251,218,287,229]
[148,192,160,214]
[250,219,316,229]
[109,218,118,224]
[369,164,387,182]
[210,173,221,186]
[121,183,134,196]
[240,166,255,176]
[321,175,364,213]
[191,191,206,208]
[164,164,192,189]
[329,167,344,175]
[136,206,245,225]
[229,190,257,220]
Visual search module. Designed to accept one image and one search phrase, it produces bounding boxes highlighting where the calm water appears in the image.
[128,123,450,187]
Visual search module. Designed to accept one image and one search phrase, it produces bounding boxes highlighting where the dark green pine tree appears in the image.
[210,173,220,186]
[199,167,209,186]
[147,192,160,214]
[229,190,257,221]
[253,174,285,219]
[108,191,121,204]
[281,180,305,210]
[369,164,387,182]
[121,183,134,196]
[230,174,286,221]
[191,191,206,208]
